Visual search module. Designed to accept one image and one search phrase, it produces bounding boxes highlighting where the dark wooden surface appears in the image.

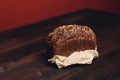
[0,9,120,80]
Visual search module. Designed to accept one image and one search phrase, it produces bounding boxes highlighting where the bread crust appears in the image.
[47,25,96,56]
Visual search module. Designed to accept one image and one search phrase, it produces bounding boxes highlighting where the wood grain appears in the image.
[0,9,120,80]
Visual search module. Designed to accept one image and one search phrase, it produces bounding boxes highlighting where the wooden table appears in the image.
[0,9,120,80]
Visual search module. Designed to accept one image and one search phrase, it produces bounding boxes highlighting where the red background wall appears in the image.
[0,0,120,32]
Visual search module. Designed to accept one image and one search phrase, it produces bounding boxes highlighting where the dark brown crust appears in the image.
[47,25,96,56]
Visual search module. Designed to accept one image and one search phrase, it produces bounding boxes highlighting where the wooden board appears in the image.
[0,9,120,80]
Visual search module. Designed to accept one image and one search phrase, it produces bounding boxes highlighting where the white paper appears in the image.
[48,48,99,68]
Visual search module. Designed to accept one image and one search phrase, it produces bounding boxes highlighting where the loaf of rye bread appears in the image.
[47,25,96,57]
